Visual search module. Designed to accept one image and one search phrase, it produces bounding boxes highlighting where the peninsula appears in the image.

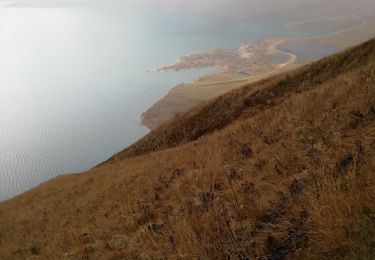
[142,12,375,129]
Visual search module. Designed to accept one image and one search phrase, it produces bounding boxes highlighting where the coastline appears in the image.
[141,12,375,130]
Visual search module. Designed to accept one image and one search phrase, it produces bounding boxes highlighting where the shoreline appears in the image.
[141,13,373,130]
[190,13,368,85]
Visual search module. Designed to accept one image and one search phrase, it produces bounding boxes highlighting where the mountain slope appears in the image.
[105,38,375,162]
[0,39,374,259]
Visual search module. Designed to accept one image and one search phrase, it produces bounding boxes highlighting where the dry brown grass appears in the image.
[104,37,375,163]
[0,39,374,259]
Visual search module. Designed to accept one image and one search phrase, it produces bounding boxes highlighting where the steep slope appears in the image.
[105,38,375,162]
[0,39,374,259]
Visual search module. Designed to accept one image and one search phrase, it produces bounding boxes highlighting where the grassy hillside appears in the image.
[0,39,375,259]
[106,38,375,162]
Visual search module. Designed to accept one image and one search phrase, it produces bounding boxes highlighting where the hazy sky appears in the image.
[4,0,375,20]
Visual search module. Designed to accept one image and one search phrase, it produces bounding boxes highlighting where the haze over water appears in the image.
[0,1,339,200]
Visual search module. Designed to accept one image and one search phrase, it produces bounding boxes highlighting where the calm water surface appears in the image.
[0,3,337,200]
[280,41,339,63]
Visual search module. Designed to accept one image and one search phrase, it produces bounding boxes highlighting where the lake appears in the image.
[0,2,338,200]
